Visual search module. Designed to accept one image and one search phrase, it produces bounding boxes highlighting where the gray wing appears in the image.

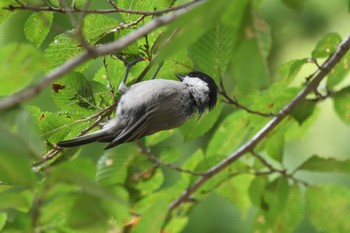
[104,92,190,149]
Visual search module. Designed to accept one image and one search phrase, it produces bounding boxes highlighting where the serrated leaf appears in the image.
[333,86,350,124]
[0,43,44,96]
[327,53,350,89]
[189,22,238,78]
[29,106,85,142]
[278,58,308,84]
[44,33,84,71]
[312,32,341,58]
[207,111,250,157]
[298,155,350,173]
[231,39,269,95]
[180,103,222,141]
[254,185,302,233]
[306,185,350,233]
[83,14,119,44]
[96,146,136,186]
[155,0,229,62]
[24,12,53,47]
[265,131,284,162]
[51,72,97,113]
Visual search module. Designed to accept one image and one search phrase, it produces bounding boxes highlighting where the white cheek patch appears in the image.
[183,77,209,103]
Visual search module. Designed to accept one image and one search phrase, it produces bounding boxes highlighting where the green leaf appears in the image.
[290,99,317,124]
[155,0,230,62]
[298,155,350,173]
[133,199,168,233]
[0,43,44,96]
[333,86,350,124]
[180,103,222,141]
[0,189,33,212]
[327,52,350,89]
[265,131,284,162]
[44,33,84,71]
[254,184,303,233]
[0,1,14,25]
[24,12,53,47]
[188,22,238,78]
[281,0,305,10]
[306,185,350,233]
[103,55,125,91]
[207,111,251,157]
[134,169,164,195]
[231,39,269,95]
[312,32,342,58]
[252,12,272,59]
[249,176,268,207]
[28,105,89,142]
[96,145,137,186]
[83,14,119,44]
[0,213,6,232]
[51,72,97,113]
[278,58,308,84]
[216,174,254,216]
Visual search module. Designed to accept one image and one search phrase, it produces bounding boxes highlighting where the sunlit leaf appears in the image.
[83,14,119,44]
[327,52,350,89]
[24,12,53,47]
[298,155,350,173]
[306,185,350,233]
[265,131,284,162]
[278,58,308,84]
[312,32,341,58]
[333,86,350,124]
[51,72,97,113]
[216,174,254,216]
[44,32,84,71]
[207,111,250,157]
[0,43,44,96]
[96,145,137,186]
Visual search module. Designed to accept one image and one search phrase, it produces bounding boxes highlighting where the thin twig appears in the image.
[4,0,202,15]
[0,1,202,111]
[251,151,309,186]
[218,79,276,117]
[137,142,205,176]
[166,33,350,220]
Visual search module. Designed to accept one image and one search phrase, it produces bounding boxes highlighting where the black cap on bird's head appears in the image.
[175,71,218,111]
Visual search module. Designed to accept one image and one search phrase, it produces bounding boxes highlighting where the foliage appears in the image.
[0,0,350,233]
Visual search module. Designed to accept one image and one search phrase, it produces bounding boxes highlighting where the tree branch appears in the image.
[4,0,201,15]
[0,1,202,111]
[166,33,350,217]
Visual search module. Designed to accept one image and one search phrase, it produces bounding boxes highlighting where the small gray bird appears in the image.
[57,71,217,149]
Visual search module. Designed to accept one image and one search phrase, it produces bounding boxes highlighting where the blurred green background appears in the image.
[1,0,350,232]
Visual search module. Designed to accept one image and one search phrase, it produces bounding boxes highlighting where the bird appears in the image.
[57,70,217,150]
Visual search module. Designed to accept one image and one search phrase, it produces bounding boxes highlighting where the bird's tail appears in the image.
[57,130,109,148]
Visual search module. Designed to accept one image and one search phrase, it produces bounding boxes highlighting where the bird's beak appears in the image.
[175,74,185,81]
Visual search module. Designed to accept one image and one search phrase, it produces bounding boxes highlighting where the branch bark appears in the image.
[0,1,202,111]
[166,33,350,215]
[5,0,201,15]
